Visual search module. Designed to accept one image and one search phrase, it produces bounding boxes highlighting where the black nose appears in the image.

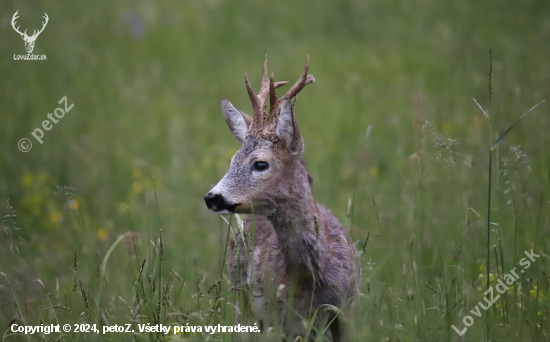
[204,192,236,212]
[204,192,219,209]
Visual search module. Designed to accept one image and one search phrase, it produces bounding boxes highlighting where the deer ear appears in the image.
[276,99,303,155]
[221,98,251,143]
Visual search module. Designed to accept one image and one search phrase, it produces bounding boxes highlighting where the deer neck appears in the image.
[266,158,323,283]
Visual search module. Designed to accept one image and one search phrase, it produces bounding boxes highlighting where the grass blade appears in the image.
[491,100,545,150]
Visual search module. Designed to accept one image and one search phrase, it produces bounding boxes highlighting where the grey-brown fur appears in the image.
[206,56,361,341]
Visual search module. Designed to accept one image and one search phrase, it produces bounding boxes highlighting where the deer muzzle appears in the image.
[204,192,237,214]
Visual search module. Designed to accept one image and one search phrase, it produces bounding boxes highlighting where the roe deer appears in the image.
[205,56,361,341]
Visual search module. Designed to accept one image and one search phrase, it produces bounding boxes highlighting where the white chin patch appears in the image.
[212,209,233,215]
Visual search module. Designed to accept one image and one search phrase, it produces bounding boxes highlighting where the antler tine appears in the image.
[257,55,270,112]
[269,73,278,116]
[34,13,49,37]
[274,81,289,88]
[11,11,25,36]
[245,73,264,131]
[11,10,19,25]
[281,55,314,100]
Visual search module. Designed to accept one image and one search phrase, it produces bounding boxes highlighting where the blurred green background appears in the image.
[1,0,549,341]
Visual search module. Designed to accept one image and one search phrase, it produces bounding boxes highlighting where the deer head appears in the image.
[205,56,315,215]
[12,11,49,54]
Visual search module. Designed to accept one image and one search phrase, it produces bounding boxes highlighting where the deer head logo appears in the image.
[11,11,49,54]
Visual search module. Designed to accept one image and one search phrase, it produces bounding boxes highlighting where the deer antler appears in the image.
[265,55,315,130]
[11,11,49,39]
[281,55,315,101]
[245,55,289,131]
[11,11,26,37]
[32,13,49,38]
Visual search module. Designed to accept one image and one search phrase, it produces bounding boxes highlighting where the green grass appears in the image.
[1,0,550,341]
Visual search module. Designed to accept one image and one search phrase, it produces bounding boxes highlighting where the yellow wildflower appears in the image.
[68,199,79,210]
[48,212,61,225]
[22,172,33,188]
[132,182,144,194]
[368,166,380,179]
[97,229,107,241]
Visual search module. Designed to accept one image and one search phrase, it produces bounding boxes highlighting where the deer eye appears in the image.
[253,161,269,171]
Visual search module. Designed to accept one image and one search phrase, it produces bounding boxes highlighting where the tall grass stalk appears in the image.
[472,48,495,341]
[152,183,166,341]
[0,272,31,342]
[486,50,493,302]
[216,214,232,320]
[96,231,132,317]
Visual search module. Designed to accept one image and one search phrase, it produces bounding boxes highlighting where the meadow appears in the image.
[1,1,550,341]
